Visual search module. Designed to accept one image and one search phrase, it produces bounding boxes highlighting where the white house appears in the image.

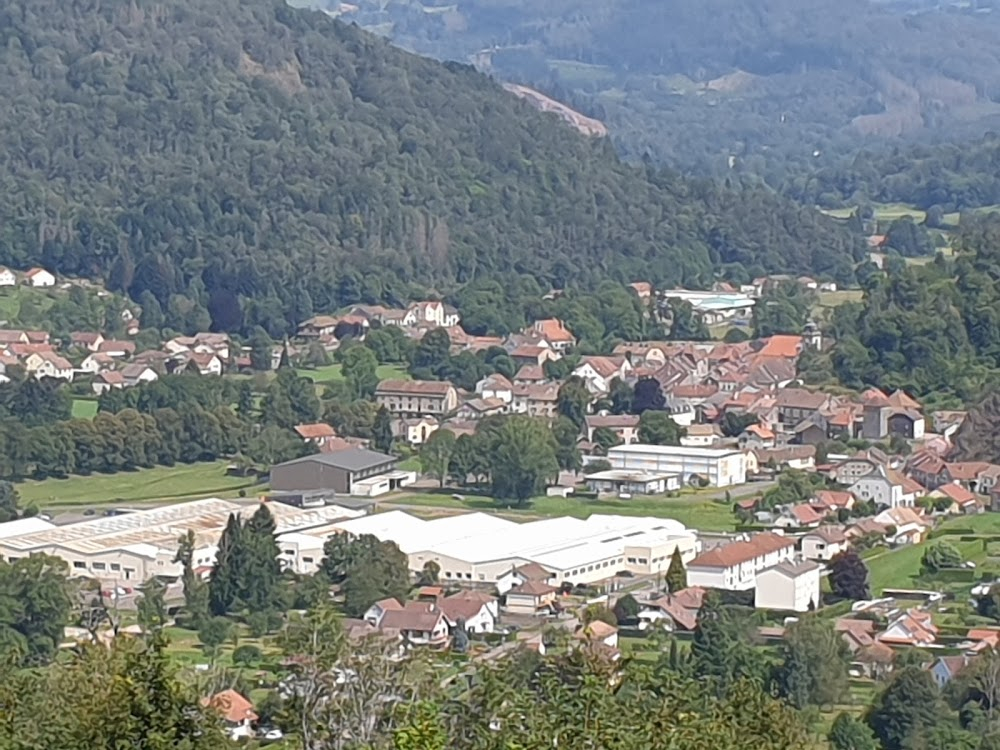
[572,356,632,395]
[754,560,821,612]
[584,414,640,445]
[849,466,922,509]
[92,370,125,395]
[204,690,258,741]
[495,562,557,596]
[24,351,74,381]
[800,526,850,561]
[439,591,499,634]
[121,363,159,387]
[408,301,460,328]
[476,374,514,405]
[24,268,55,287]
[397,416,439,446]
[78,352,117,375]
[606,444,747,487]
[687,533,796,591]
[0,267,16,286]
[679,424,723,448]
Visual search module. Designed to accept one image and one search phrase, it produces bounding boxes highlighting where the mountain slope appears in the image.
[0,0,862,333]
[341,0,1000,177]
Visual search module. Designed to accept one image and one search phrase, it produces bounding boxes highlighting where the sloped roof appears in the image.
[756,335,803,359]
[689,533,794,569]
[204,690,257,724]
[803,525,847,544]
[294,423,337,440]
[376,379,454,396]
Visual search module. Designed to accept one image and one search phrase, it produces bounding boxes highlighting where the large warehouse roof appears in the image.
[333,512,694,572]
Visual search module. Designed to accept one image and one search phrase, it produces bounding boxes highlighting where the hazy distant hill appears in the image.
[331,0,1000,177]
[0,0,863,334]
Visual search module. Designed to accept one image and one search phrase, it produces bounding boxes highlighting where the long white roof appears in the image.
[333,512,694,572]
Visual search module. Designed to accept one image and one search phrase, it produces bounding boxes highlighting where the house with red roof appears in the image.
[202,690,258,740]
[879,609,938,646]
[930,482,983,514]
[687,533,796,591]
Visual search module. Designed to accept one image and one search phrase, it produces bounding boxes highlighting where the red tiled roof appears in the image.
[295,423,337,440]
[936,483,976,505]
[376,379,453,396]
[203,690,257,724]
[756,335,803,359]
[689,533,794,569]
[532,318,575,343]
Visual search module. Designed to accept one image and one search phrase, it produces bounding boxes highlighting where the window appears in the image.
[445,572,452,578]
[303,557,314,564]
[92,562,106,571]
[73,561,87,569]
[111,563,121,571]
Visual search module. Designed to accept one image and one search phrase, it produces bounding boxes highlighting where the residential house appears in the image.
[637,587,706,632]
[408,301,460,328]
[584,414,640,445]
[845,518,890,544]
[297,315,341,337]
[947,461,1000,495]
[773,504,825,530]
[69,332,105,352]
[572,355,632,395]
[380,308,419,327]
[203,690,257,741]
[879,609,938,646]
[177,352,223,376]
[754,560,821,613]
[395,416,439,446]
[836,618,878,653]
[905,451,950,490]
[24,267,55,287]
[739,423,776,448]
[575,620,619,649]
[438,590,499,634]
[755,334,805,360]
[873,507,932,545]
[687,533,796,591]
[753,445,816,471]
[849,466,923,509]
[368,599,450,647]
[24,351,74,381]
[861,389,925,441]
[831,449,890,485]
[775,388,832,426]
[930,655,975,687]
[680,424,723,448]
[629,281,653,300]
[98,340,136,358]
[476,374,514,404]
[612,342,671,368]
[78,352,117,375]
[512,365,546,385]
[810,490,856,514]
[294,423,340,450]
[92,370,125,395]
[0,330,29,346]
[509,344,561,368]
[375,379,459,417]
[801,526,850,561]
[510,383,559,418]
[121,363,158,387]
[0,267,15,286]
[931,483,983,514]
[854,642,896,680]
[530,319,576,351]
[495,562,557,596]
[456,398,507,421]
[967,628,1000,653]
[505,579,559,615]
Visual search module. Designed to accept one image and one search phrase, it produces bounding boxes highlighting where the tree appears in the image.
[638,410,685,445]
[556,376,590,429]
[372,406,394,454]
[209,514,244,615]
[174,530,209,627]
[235,381,255,421]
[867,666,944,750]
[198,616,234,659]
[921,542,964,575]
[420,428,456,488]
[341,345,380,399]
[0,481,27,522]
[322,534,411,617]
[240,503,283,613]
[667,298,710,340]
[410,328,451,375]
[885,216,934,257]
[232,644,263,667]
[0,555,71,664]
[612,593,640,623]
[550,415,583,473]
[721,411,759,438]
[829,550,871,601]
[829,713,878,750]
[665,547,688,592]
[136,578,168,634]
[488,416,559,506]
[632,377,665,414]
[248,327,273,371]
[418,561,440,586]
[591,425,621,454]
[691,591,770,690]
[778,616,850,708]
[609,378,634,415]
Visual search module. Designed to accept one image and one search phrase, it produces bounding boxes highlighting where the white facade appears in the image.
[687,536,796,591]
[26,269,56,287]
[800,532,849,561]
[754,562,821,612]
[0,268,16,286]
[606,444,746,487]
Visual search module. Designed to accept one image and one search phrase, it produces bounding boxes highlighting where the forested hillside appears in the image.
[0,0,861,335]
[337,0,1000,177]
[784,136,1000,210]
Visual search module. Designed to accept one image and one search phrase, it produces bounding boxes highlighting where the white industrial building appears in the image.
[331,511,700,588]
[660,290,756,325]
[0,499,364,584]
[606,444,747,487]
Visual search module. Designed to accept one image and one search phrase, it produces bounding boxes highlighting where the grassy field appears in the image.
[815,289,864,311]
[387,492,737,531]
[71,398,98,419]
[295,363,408,385]
[17,460,265,510]
[0,286,57,323]
[866,514,1000,594]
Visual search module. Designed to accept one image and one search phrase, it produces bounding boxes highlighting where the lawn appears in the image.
[387,491,737,531]
[866,515,1000,595]
[71,398,98,419]
[16,460,265,510]
[295,363,408,385]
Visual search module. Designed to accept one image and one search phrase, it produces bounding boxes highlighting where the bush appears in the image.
[232,644,263,667]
